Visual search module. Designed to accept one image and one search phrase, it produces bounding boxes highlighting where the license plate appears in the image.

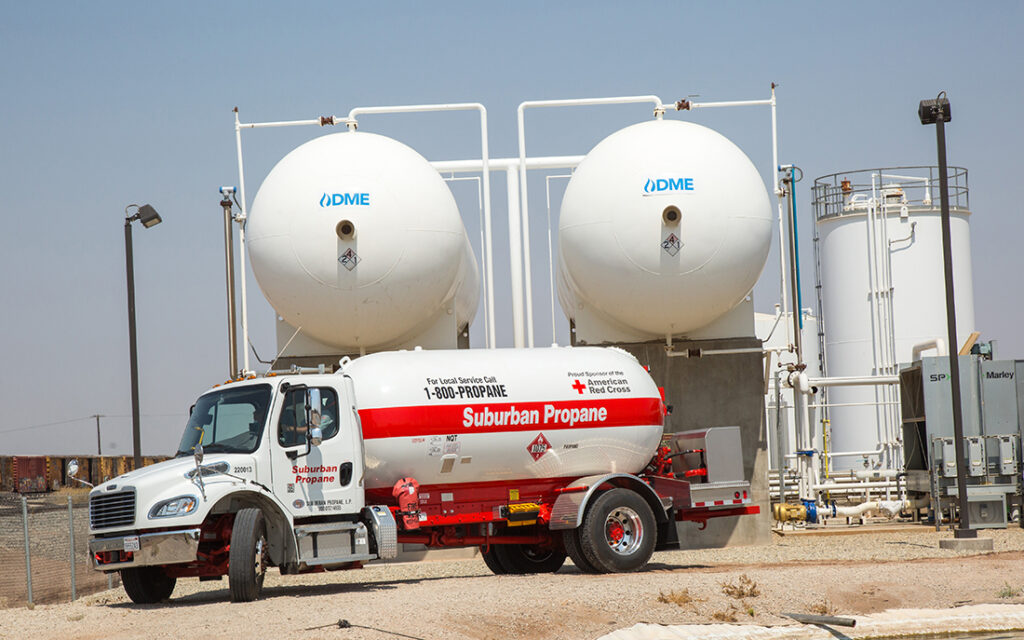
[123,535,140,552]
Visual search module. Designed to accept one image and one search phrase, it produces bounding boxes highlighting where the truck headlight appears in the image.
[148,496,198,519]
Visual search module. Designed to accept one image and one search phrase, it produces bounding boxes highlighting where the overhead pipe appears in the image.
[517,95,668,347]
[346,103,495,349]
[912,338,948,361]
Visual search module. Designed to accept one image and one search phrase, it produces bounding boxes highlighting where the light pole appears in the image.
[918,93,975,539]
[125,204,162,469]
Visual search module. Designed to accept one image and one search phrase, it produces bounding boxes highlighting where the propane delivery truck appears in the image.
[84,347,757,602]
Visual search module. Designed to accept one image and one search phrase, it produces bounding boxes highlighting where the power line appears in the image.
[0,416,93,435]
[0,413,186,436]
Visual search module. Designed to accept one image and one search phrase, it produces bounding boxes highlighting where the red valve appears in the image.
[392,477,421,530]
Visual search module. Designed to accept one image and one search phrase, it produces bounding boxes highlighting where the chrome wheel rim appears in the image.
[254,535,267,578]
[604,506,643,556]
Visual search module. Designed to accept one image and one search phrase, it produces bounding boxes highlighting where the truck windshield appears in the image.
[176,384,272,456]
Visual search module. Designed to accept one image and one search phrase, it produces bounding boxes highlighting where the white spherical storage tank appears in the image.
[813,168,975,470]
[247,132,479,352]
[557,120,772,343]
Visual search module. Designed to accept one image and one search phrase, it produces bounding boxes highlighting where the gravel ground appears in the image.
[3,525,1024,640]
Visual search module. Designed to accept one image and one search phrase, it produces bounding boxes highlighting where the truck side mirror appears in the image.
[67,459,79,478]
[309,427,323,447]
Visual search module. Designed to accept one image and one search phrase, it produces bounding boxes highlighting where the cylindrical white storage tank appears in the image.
[342,347,665,497]
[247,131,479,352]
[813,167,975,470]
[557,120,773,344]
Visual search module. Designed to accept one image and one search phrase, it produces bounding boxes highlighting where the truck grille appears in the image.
[90,490,136,530]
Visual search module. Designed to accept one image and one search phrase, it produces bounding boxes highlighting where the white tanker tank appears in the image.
[557,120,773,343]
[247,131,479,353]
[343,346,665,497]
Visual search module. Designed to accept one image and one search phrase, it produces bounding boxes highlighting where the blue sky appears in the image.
[1,2,1021,456]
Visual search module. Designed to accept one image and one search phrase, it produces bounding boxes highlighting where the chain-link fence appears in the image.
[0,491,120,608]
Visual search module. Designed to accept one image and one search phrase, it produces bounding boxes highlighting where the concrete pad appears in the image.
[597,604,1024,640]
[939,536,995,551]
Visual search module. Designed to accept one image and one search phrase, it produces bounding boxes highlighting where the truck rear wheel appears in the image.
[229,508,269,602]
[494,544,566,574]
[480,546,508,575]
[578,488,656,573]
[120,566,176,604]
[561,529,601,574]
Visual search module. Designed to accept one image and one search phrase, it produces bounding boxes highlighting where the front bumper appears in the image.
[89,528,200,571]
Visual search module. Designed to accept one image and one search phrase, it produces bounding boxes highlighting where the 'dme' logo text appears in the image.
[320,192,370,207]
[643,178,695,194]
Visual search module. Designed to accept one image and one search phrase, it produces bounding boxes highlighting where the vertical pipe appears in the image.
[22,496,32,605]
[506,168,525,347]
[68,496,76,602]
[771,88,790,348]
[477,106,496,349]
[935,110,974,537]
[544,175,561,344]
[784,176,803,363]
[94,414,102,456]
[222,200,238,375]
[125,219,142,468]
[774,371,787,501]
[516,106,536,347]
[234,110,251,373]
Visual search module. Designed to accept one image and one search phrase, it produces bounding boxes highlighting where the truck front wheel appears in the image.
[229,508,269,602]
[120,566,176,604]
[578,488,656,573]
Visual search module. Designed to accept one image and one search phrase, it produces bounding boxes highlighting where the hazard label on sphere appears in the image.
[527,433,551,461]
[661,233,681,256]
[339,248,360,270]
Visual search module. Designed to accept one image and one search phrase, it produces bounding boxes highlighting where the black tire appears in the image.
[120,566,176,604]
[229,508,269,602]
[561,528,602,574]
[493,544,567,574]
[578,488,657,573]
[480,545,508,575]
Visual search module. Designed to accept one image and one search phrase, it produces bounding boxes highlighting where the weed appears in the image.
[809,598,837,615]
[711,605,739,622]
[657,588,702,607]
[746,606,755,617]
[998,584,1021,599]
[721,574,760,599]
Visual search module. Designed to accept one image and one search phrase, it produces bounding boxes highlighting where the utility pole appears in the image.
[92,414,104,455]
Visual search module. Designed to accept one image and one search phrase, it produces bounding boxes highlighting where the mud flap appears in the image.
[655,508,680,551]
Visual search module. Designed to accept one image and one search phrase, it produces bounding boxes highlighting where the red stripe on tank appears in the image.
[358,397,664,439]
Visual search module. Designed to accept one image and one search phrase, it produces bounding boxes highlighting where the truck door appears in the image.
[271,383,364,518]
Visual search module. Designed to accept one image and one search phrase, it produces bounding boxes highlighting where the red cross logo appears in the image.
[571,379,586,394]
[527,433,551,461]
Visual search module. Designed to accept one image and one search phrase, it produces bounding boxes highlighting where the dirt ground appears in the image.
[3,525,1024,640]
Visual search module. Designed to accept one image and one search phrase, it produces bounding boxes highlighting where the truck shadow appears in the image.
[105,561,714,608]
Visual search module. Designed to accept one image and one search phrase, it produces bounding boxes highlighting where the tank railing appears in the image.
[812,166,969,222]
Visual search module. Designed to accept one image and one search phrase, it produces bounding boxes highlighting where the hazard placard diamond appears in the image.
[527,433,551,461]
